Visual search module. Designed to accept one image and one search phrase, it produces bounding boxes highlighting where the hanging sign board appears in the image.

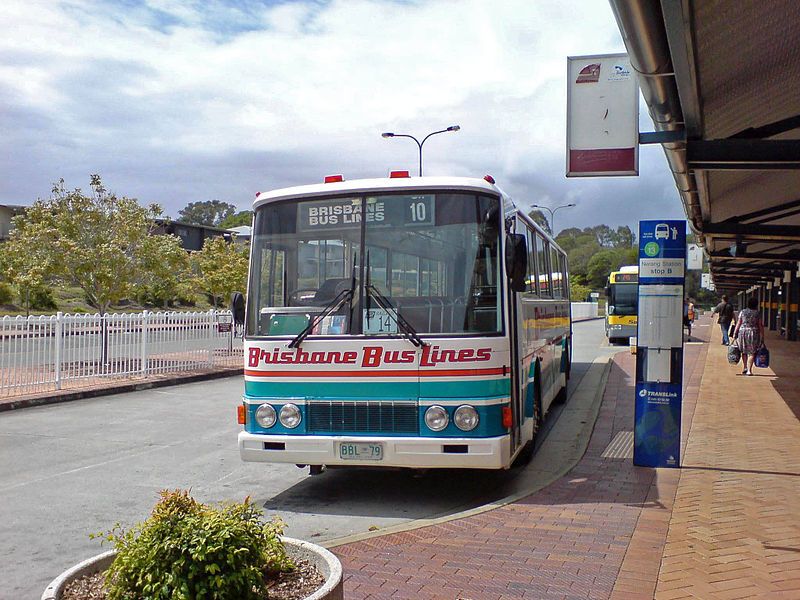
[687,244,703,270]
[566,53,639,177]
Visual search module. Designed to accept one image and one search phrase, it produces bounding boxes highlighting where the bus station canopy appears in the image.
[610,1,800,293]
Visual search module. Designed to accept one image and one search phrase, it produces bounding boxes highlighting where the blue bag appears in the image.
[754,346,769,369]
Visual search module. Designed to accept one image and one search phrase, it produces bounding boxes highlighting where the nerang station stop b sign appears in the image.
[566,53,639,177]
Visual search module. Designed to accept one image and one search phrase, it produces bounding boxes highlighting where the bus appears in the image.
[237,173,572,472]
[605,265,638,344]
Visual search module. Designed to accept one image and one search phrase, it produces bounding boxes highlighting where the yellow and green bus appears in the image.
[605,265,638,344]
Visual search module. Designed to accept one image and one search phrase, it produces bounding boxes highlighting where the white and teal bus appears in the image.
[237,173,571,472]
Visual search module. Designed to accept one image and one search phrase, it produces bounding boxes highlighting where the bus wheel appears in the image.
[309,465,326,476]
[512,440,535,467]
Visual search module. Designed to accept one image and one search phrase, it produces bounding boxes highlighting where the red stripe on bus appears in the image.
[243,367,506,378]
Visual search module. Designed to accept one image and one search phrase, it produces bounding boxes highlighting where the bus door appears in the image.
[506,219,529,454]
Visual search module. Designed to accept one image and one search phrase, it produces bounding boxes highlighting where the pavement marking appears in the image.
[0,440,184,493]
[324,355,613,549]
[601,430,633,459]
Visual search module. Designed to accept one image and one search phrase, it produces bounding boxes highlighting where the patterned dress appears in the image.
[735,308,764,355]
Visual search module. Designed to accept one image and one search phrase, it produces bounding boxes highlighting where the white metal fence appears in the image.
[0,310,243,398]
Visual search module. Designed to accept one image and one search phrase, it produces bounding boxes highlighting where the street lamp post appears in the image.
[530,203,576,236]
[381,125,460,176]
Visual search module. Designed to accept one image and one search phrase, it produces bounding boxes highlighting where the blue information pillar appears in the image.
[634,220,686,468]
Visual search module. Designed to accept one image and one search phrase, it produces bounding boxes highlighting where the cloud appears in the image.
[0,0,684,233]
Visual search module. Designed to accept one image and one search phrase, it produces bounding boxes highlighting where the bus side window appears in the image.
[536,235,552,297]
[550,246,562,299]
[526,226,537,295]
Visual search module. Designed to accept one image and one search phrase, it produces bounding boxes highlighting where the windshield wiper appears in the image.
[364,252,427,348]
[288,257,357,349]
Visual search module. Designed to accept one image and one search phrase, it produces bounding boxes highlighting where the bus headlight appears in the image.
[279,404,301,429]
[255,404,277,428]
[424,405,449,432]
[453,405,479,431]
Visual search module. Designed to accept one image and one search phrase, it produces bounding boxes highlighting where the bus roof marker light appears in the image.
[484,174,496,184]
[324,174,344,183]
[389,170,410,178]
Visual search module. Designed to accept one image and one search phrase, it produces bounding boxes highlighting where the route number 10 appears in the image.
[409,201,427,222]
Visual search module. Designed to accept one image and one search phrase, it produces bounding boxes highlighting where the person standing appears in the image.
[683,297,695,340]
[733,296,765,376]
[712,294,735,345]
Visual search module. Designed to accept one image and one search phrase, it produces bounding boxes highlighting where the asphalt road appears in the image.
[0,318,619,599]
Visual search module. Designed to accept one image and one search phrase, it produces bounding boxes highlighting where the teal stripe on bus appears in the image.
[419,378,510,397]
[244,378,510,398]
[245,380,418,398]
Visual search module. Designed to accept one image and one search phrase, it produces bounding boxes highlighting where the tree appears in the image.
[0,175,163,314]
[192,236,249,307]
[527,209,552,235]
[219,210,253,229]
[611,225,635,248]
[139,233,192,308]
[178,200,236,227]
[588,224,615,247]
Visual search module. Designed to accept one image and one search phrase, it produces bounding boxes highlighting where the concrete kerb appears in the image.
[0,368,243,413]
[324,355,614,549]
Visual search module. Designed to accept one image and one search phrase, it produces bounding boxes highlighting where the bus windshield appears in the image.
[609,283,638,316]
[247,191,502,337]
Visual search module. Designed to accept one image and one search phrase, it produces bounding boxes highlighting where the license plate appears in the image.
[338,442,384,461]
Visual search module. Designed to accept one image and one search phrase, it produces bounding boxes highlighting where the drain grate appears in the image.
[601,431,634,459]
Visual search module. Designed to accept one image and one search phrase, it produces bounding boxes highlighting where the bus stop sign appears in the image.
[634,219,686,468]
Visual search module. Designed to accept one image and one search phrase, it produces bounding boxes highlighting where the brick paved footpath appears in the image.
[331,324,712,599]
[647,325,800,600]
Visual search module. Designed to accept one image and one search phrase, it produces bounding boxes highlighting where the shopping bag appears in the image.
[727,344,741,365]
[755,346,770,368]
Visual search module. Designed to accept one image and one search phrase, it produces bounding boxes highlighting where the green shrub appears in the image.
[0,283,13,305]
[99,489,294,600]
[19,287,57,310]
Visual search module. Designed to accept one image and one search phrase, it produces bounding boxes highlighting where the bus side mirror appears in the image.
[231,291,246,326]
[604,286,611,296]
[505,233,527,293]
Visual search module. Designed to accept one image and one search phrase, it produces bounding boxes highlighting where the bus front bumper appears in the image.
[607,324,637,340]
[238,431,511,470]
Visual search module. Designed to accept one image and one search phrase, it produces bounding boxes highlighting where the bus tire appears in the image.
[512,440,535,467]
[309,465,325,476]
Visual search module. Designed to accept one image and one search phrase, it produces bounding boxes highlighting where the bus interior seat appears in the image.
[314,278,350,303]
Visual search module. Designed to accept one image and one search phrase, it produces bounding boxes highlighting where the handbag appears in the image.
[755,345,770,368]
[727,344,741,365]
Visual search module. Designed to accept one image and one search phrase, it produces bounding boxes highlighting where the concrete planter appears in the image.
[42,537,343,600]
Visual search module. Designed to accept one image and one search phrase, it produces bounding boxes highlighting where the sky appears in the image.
[0,0,687,233]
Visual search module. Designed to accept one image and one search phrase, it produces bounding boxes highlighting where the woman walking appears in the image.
[733,296,765,376]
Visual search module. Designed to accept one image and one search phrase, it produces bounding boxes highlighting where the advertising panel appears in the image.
[634,382,681,467]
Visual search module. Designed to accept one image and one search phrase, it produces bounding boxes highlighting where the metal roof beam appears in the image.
[687,139,800,170]
[722,197,800,224]
[730,114,800,140]
[709,249,800,261]
[712,263,791,272]
[702,222,800,241]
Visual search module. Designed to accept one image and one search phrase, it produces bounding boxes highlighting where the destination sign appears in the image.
[298,195,434,231]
